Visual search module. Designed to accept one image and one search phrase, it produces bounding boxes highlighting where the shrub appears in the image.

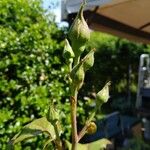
[0,0,67,149]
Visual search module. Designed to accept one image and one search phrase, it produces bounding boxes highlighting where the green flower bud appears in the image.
[96,82,111,108]
[86,122,97,134]
[46,102,59,124]
[70,61,85,91]
[83,49,95,71]
[46,102,63,136]
[68,2,90,57]
[63,39,75,61]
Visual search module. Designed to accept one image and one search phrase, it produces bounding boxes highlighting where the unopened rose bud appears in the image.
[47,102,59,123]
[86,122,97,134]
[70,61,85,91]
[83,49,95,71]
[63,39,75,61]
[96,82,111,108]
[68,2,90,57]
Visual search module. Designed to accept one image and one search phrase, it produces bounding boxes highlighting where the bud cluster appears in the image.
[63,1,111,108]
[63,2,94,94]
[63,1,111,141]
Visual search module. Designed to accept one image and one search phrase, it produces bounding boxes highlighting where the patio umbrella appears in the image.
[65,0,150,44]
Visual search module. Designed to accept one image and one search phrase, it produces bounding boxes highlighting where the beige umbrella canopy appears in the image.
[66,0,150,44]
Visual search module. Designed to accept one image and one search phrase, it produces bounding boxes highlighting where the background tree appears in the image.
[81,31,150,114]
[0,0,69,149]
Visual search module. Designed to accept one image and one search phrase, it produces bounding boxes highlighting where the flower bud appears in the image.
[86,122,97,134]
[70,61,85,91]
[46,102,59,123]
[46,102,63,136]
[83,49,95,71]
[96,82,111,108]
[68,2,90,57]
[63,39,75,61]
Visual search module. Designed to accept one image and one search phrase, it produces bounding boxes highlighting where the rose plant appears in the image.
[8,1,111,150]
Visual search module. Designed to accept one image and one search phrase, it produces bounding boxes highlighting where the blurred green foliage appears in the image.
[87,32,150,94]
[0,0,69,149]
[79,31,150,114]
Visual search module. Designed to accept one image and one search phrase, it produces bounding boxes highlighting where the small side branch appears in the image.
[78,111,95,142]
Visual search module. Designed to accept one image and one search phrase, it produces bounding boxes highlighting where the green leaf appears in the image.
[9,117,56,145]
[65,140,87,150]
[86,139,112,150]
[65,138,111,150]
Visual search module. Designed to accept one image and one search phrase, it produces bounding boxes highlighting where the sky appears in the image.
[42,0,61,23]
[42,0,112,23]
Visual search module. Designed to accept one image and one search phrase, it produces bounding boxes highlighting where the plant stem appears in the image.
[78,111,95,142]
[54,123,63,150]
[71,88,78,150]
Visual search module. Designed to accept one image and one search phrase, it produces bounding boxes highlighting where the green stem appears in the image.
[54,123,63,150]
[78,111,96,142]
[71,88,78,150]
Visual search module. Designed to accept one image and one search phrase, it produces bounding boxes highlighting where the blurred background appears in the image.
[0,0,150,149]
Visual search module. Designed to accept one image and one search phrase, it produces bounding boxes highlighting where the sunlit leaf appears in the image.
[9,117,56,145]
[65,138,111,150]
